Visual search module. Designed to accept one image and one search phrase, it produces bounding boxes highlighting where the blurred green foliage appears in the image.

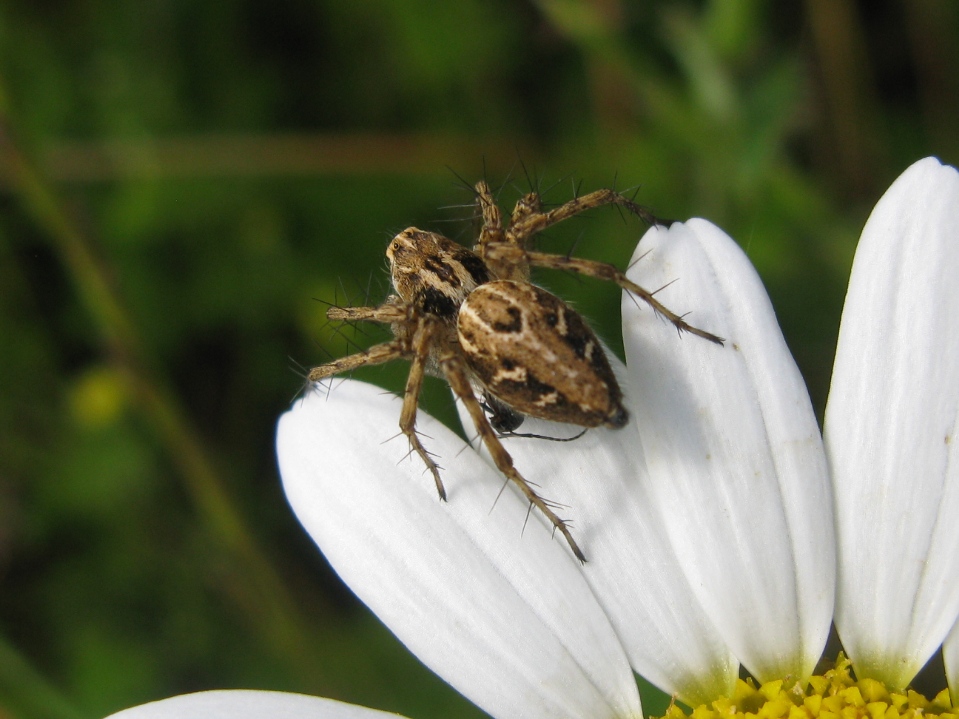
[0,1,957,718]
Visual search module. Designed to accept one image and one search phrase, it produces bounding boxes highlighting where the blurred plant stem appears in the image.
[0,633,86,719]
[902,0,959,157]
[0,76,318,676]
[805,0,881,193]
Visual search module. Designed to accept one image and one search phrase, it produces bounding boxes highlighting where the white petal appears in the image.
[277,381,642,719]
[621,220,835,684]
[943,617,959,707]
[824,157,959,690]
[105,690,404,719]
[455,360,738,707]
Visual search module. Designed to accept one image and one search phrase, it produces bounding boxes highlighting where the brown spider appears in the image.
[308,181,723,562]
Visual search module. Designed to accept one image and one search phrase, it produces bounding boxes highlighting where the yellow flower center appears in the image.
[659,656,956,719]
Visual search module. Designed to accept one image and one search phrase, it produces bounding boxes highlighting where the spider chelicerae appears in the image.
[308,180,723,562]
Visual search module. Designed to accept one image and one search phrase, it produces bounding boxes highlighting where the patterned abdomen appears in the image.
[457,280,627,429]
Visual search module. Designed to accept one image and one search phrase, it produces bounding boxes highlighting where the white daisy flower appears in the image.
[106,157,959,719]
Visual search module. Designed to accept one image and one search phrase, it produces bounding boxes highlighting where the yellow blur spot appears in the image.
[69,366,126,428]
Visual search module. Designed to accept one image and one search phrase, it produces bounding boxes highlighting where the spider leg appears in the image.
[509,191,541,229]
[525,250,724,344]
[506,188,662,247]
[473,180,504,250]
[307,339,409,382]
[398,319,447,500]
[474,180,534,282]
[439,347,587,563]
[327,301,408,324]
[309,298,416,381]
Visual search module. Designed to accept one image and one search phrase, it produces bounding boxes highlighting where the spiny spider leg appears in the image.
[509,191,542,229]
[476,240,722,344]
[440,346,587,563]
[473,180,531,281]
[474,180,504,251]
[398,318,447,500]
[307,339,410,382]
[326,299,408,324]
[507,187,663,243]
[525,250,724,344]
[307,298,416,383]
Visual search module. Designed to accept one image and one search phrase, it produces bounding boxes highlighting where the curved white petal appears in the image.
[944,617,959,707]
[455,360,738,707]
[277,382,642,719]
[824,157,959,690]
[621,220,835,685]
[105,690,405,719]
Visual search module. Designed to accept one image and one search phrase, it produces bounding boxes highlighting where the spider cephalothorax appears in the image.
[308,181,722,561]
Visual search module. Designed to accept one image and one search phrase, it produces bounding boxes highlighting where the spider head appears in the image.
[387,228,492,318]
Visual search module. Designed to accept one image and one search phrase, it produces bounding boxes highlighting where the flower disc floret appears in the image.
[663,657,957,719]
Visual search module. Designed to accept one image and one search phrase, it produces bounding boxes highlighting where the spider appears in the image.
[308,181,723,562]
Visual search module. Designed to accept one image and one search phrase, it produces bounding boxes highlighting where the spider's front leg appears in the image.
[440,347,587,563]
[307,301,413,382]
[307,339,410,382]
[325,301,408,324]
[398,318,447,500]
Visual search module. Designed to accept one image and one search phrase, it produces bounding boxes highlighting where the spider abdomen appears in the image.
[457,280,628,429]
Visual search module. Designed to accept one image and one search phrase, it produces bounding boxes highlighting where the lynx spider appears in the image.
[308,181,723,562]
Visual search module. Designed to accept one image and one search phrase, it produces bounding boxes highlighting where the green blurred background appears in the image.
[1,1,957,717]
